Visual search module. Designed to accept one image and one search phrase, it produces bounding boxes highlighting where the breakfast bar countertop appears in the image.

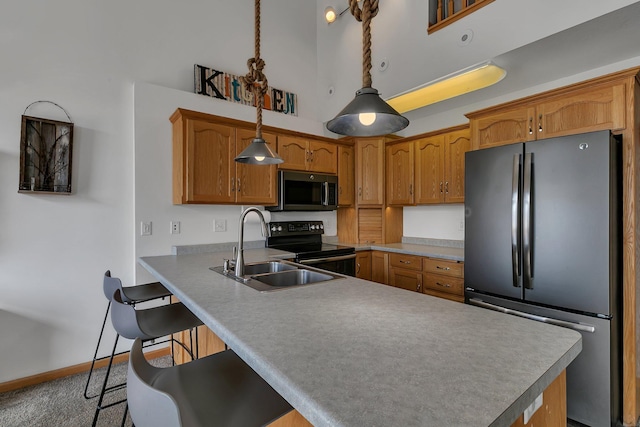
[139,250,581,427]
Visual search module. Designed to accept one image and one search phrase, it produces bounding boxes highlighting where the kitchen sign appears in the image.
[194,64,298,116]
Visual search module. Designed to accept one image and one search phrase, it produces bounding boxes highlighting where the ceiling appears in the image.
[403,1,640,120]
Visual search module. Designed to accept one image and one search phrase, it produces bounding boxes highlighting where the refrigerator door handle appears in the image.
[511,154,521,287]
[468,298,596,333]
[522,152,533,289]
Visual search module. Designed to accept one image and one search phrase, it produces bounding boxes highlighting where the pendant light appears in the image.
[235,0,283,165]
[326,0,409,136]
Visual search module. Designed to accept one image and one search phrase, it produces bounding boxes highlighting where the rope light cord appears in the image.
[349,0,379,88]
[240,0,269,139]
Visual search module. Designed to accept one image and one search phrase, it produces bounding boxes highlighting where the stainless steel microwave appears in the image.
[267,171,338,211]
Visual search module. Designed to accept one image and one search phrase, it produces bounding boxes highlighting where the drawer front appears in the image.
[423,274,464,296]
[389,253,423,271]
[423,258,463,277]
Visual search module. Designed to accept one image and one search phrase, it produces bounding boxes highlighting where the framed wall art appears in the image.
[19,101,74,194]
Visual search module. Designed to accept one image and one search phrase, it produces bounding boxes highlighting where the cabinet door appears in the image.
[389,267,422,292]
[371,251,388,284]
[357,208,383,244]
[386,141,415,206]
[470,105,536,149]
[277,135,308,171]
[337,145,355,207]
[537,83,626,139]
[308,140,337,174]
[236,128,278,205]
[414,135,445,204]
[355,251,372,280]
[185,120,235,203]
[356,138,384,206]
[443,128,470,203]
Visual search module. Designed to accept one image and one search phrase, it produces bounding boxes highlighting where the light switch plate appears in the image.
[214,219,227,232]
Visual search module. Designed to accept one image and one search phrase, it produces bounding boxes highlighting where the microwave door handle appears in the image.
[322,182,329,206]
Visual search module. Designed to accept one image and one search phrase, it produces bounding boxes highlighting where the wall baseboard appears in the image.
[0,346,170,394]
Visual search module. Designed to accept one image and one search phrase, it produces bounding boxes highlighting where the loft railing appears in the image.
[428,0,495,34]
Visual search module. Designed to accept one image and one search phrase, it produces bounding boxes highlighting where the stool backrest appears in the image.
[103,270,130,303]
[128,338,182,427]
[110,289,147,340]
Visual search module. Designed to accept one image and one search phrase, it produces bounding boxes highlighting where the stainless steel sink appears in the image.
[252,269,335,287]
[210,260,342,292]
[242,261,299,275]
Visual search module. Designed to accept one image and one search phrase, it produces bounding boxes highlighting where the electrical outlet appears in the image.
[170,221,181,234]
[140,221,152,236]
[214,219,227,232]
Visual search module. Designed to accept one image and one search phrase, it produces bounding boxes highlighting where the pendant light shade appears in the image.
[326,0,409,137]
[326,87,409,136]
[235,138,283,164]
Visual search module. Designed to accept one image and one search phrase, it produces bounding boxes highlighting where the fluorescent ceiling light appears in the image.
[386,62,506,113]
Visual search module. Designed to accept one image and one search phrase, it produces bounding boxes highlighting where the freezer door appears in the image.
[467,292,621,427]
[523,131,619,316]
[465,143,524,300]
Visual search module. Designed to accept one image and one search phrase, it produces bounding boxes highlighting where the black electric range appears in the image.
[266,221,356,276]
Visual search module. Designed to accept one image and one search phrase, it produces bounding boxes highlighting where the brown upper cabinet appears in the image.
[468,81,626,150]
[277,135,337,174]
[337,144,355,207]
[386,141,415,206]
[414,126,470,204]
[171,109,276,205]
[356,137,385,206]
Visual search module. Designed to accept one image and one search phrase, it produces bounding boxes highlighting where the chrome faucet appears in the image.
[234,207,269,277]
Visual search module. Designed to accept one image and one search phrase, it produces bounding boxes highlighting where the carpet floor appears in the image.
[0,356,171,427]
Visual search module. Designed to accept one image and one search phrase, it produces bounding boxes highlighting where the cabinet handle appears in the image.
[231,177,235,192]
[538,114,542,132]
[445,181,449,194]
[417,277,422,292]
[305,150,310,162]
[439,182,443,193]
[436,266,451,271]
[358,187,362,197]
[436,281,452,288]
[409,184,413,195]
[237,178,241,193]
[310,150,314,162]
[339,186,343,195]
[356,263,361,274]
[400,260,411,264]
[529,117,533,135]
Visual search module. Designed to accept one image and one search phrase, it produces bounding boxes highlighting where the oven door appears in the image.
[298,254,356,276]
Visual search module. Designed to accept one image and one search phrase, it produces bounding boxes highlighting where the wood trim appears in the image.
[428,0,495,34]
[0,347,170,394]
[170,108,338,144]
[399,123,469,144]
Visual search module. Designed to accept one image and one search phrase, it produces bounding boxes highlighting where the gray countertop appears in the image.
[348,242,464,261]
[139,250,581,427]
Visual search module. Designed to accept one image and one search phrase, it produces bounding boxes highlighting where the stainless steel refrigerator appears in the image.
[464,130,621,427]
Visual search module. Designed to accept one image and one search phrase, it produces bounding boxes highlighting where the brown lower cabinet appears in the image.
[364,251,464,302]
[355,251,372,280]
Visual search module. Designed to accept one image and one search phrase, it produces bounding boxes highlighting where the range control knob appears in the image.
[310,225,316,230]
[277,226,283,232]
[320,224,324,229]
[271,226,277,232]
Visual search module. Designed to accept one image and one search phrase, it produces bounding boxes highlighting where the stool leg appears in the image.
[92,333,119,427]
[84,300,111,399]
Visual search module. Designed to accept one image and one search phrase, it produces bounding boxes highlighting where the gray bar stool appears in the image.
[127,338,293,427]
[84,270,172,400]
[92,288,203,427]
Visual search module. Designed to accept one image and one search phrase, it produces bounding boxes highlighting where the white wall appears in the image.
[0,0,317,383]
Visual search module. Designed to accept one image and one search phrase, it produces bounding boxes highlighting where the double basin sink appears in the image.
[211,260,341,292]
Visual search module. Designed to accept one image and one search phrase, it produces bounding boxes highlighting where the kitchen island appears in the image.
[139,249,581,427]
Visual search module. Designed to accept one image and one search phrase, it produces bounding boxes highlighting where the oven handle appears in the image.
[298,253,356,265]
